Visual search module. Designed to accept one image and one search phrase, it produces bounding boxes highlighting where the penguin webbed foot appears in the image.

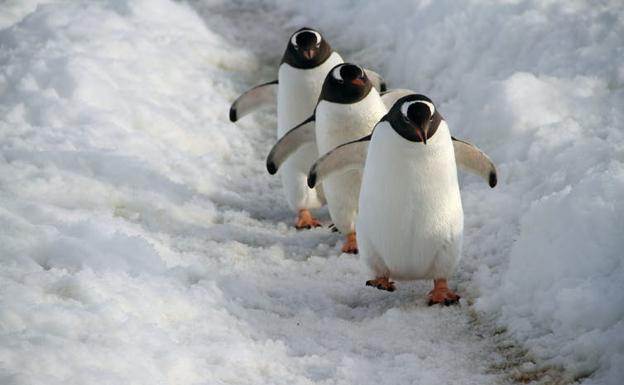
[295,209,322,230]
[366,277,395,292]
[427,278,460,306]
[427,295,460,306]
[341,232,358,254]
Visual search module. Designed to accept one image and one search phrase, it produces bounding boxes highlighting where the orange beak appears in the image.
[415,125,429,145]
[302,49,316,60]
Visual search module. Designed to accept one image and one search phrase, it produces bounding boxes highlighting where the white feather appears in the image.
[291,30,322,47]
[400,100,435,117]
[357,120,464,280]
[331,66,344,81]
[276,52,343,211]
[315,90,387,233]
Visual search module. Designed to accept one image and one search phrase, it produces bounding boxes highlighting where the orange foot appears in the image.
[366,277,396,292]
[428,278,460,306]
[295,209,322,230]
[341,232,358,254]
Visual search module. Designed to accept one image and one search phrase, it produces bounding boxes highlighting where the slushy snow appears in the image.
[0,0,622,384]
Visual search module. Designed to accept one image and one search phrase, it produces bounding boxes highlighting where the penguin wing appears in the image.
[266,116,316,174]
[308,135,371,188]
[452,137,498,188]
[380,88,414,109]
[229,80,278,122]
[364,69,387,93]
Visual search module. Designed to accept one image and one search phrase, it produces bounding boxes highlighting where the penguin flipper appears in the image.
[229,80,278,122]
[364,69,387,93]
[452,137,498,188]
[266,115,316,174]
[308,135,371,188]
[380,89,414,110]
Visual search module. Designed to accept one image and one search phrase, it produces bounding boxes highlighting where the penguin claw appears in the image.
[365,277,395,292]
[444,298,459,306]
[428,298,460,306]
[295,222,321,230]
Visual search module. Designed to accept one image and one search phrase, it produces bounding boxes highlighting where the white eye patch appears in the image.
[400,100,435,118]
[332,64,363,82]
[290,30,322,47]
[332,66,344,81]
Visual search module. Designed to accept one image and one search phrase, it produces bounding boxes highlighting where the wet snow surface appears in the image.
[1,1,622,384]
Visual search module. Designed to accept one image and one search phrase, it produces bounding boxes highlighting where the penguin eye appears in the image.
[291,30,322,48]
[332,66,344,83]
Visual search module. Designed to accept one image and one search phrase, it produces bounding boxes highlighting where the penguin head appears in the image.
[319,63,372,104]
[282,28,333,69]
[386,94,441,144]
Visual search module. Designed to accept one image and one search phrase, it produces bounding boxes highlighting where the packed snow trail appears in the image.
[2,0,621,384]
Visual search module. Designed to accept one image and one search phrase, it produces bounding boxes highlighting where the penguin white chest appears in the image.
[357,122,464,280]
[314,92,388,233]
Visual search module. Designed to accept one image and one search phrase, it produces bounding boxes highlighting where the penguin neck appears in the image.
[373,120,452,161]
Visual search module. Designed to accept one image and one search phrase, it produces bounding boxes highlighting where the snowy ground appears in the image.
[1,1,622,384]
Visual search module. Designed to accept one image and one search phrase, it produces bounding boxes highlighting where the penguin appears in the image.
[266,63,388,253]
[229,28,386,229]
[307,94,498,305]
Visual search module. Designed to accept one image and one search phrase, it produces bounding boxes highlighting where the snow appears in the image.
[0,0,622,384]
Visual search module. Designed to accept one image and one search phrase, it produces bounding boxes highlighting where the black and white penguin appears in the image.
[308,93,497,304]
[266,63,387,252]
[230,28,386,229]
